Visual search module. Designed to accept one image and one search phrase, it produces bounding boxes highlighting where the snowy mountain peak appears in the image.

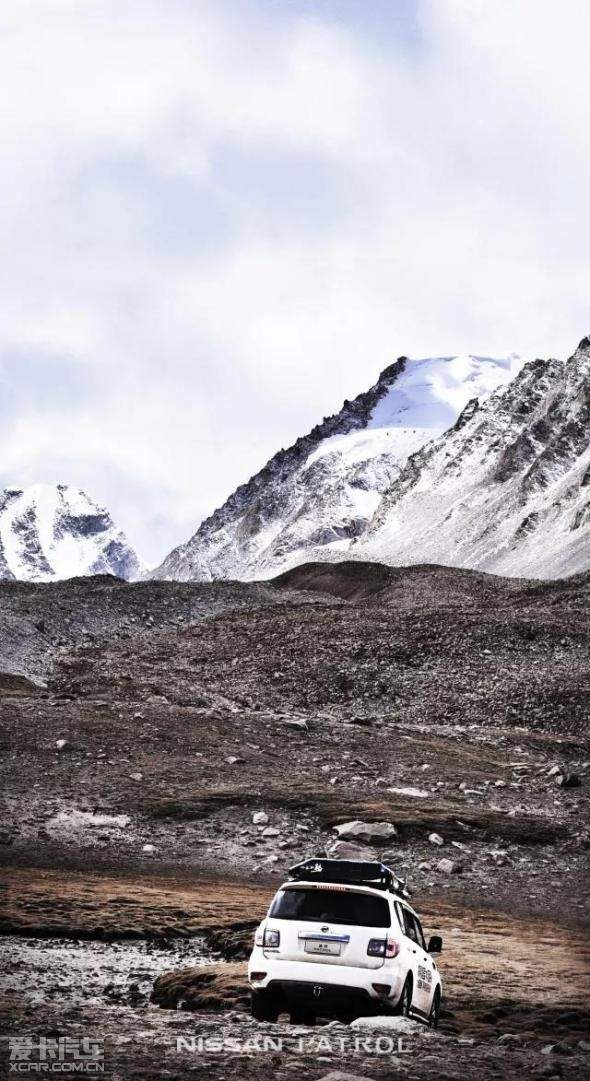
[0,484,143,582]
[358,340,589,579]
[152,351,524,582]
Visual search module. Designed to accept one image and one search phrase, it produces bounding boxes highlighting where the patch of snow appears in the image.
[368,353,524,430]
[387,787,430,798]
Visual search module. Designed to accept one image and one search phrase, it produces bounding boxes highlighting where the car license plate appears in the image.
[304,939,341,956]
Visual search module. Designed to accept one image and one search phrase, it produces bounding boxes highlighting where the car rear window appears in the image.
[269,887,391,928]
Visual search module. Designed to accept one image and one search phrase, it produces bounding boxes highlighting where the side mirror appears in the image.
[427,935,443,954]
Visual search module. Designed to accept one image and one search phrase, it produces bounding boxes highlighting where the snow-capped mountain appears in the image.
[0,484,143,582]
[152,352,524,582]
[357,338,590,579]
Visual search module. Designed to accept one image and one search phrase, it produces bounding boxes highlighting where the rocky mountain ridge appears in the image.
[153,353,523,581]
[359,338,590,578]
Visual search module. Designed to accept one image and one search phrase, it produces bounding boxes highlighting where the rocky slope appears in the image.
[0,483,143,582]
[358,337,590,579]
[152,354,522,581]
[0,561,588,1079]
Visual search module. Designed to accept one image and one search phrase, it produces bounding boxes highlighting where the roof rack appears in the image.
[288,858,410,899]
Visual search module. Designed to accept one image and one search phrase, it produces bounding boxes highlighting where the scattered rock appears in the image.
[261,827,280,838]
[437,858,463,874]
[555,773,581,788]
[129,772,143,781]
[252,812,269,825]
[55,739,71,751]
[428,832,444,846]
[142,844,156,854]
[282,719,308,731]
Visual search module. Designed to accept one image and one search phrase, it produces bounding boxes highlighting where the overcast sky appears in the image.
[0,0,589,564]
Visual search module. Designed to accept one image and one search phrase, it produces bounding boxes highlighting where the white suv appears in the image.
[248,858,443,1026]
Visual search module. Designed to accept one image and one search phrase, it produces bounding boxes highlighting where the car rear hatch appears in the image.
[266,884,391,969]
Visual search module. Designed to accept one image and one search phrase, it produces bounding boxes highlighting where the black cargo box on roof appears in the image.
[289,858,410,897]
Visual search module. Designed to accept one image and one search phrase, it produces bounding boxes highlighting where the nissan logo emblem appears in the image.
[321,926,329,933]
[313,986,322,997]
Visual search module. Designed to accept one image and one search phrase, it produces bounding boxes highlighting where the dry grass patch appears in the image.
[151,962,248,1011]
[145,784,562,845]
[0,866,268,939]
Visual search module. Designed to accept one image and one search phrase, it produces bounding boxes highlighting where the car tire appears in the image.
[397,975,413,1017]
[251,991,279,1023]
[429,988,441,1029]
[289,1009,316,1026]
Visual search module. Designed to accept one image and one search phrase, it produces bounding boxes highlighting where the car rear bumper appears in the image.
[248,954,404,1002]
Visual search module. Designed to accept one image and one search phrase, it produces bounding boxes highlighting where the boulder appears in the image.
[333,820,397,844]
[387,786,429,798]
[318,1074,376,1081]
[329,840,379,861]
[350,1016,423,1033]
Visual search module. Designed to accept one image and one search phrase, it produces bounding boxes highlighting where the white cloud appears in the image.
[0,0,588,563]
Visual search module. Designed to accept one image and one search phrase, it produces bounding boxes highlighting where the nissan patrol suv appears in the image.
[248,858,443,1025]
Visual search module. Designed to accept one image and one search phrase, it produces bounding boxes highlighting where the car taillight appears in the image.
[385,937,400,958]
[263,928,280,948]
[367,937,399,957]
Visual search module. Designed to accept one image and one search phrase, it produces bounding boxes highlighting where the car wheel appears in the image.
[289,1008,316,1026]
[398,975,412,1017]
[251,991,279,1023]
[429,988,441,1029]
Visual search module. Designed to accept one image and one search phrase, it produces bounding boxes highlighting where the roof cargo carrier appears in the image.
[289,858,410,898]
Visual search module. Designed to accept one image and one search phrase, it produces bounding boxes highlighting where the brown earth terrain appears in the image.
[0,562,589,1079]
